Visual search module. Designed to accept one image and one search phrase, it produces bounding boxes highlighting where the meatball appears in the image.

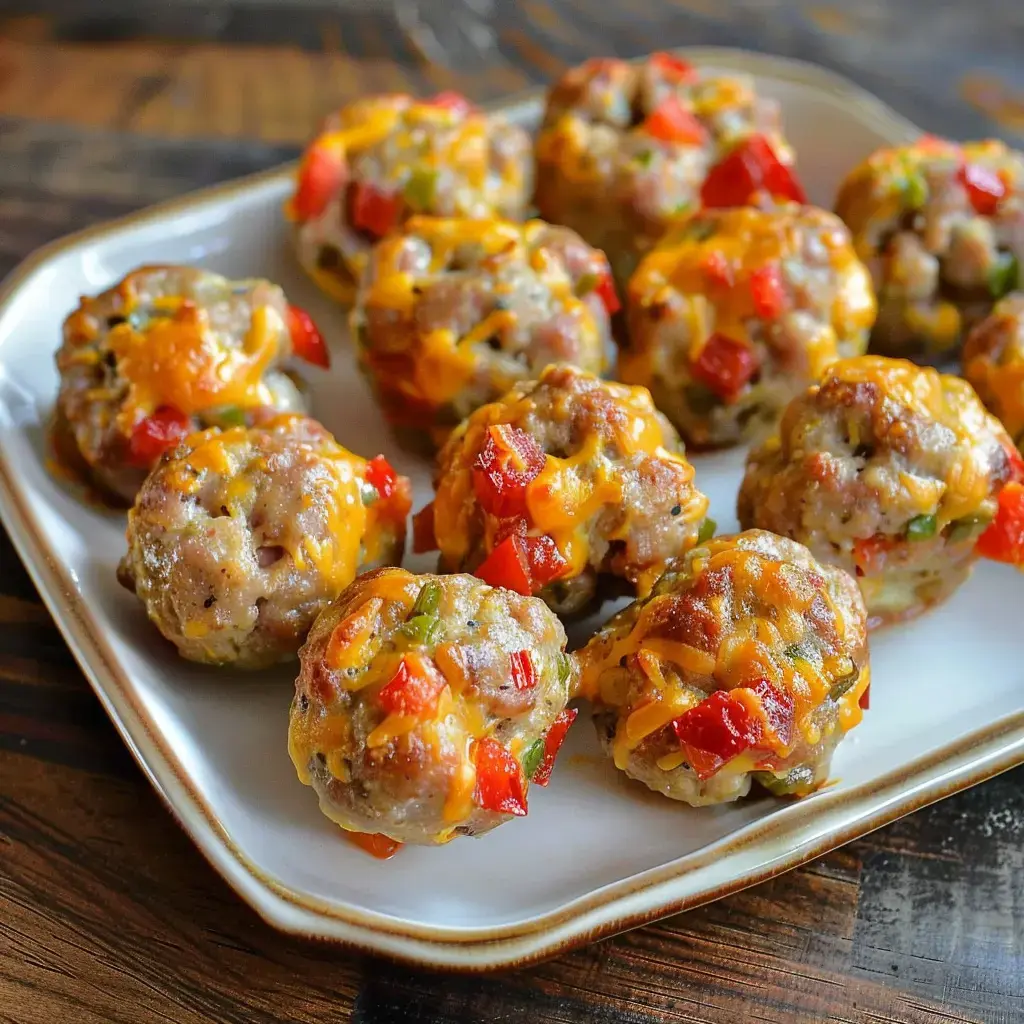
[962,292,1024,446]
[55,265,328,505]
[737,356,1018,628]
[834,137,1024,359]
[117,415,410,668]
[287,92,533,304]
[287,568,578,845]
[351,216,617,448]
[576,530,869,806]
[534,52,803,289]
[417,363,710,615]
[621,205,876,449]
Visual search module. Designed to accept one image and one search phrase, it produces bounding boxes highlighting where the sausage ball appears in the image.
[737,356,1018,628]
[576,530,869,806]
[962,292,1024,447]
[351,217,616,448]
[534,52,804,289]
[117,415,411,669]
[416,363,711,616]
[287,568,578,845]
[55,264,329,505]
[834,137,1024,359]
[622,205,876,449]
[287,92,533,304]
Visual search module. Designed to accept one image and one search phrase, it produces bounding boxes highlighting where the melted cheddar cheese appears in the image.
[623,206,876,396]
[431,366,708,595]
[162,414,406,600]
[578,533,868,776]
[287,568,567,844]
[536,60,794,188]
[355,218,610,431]
[825,356,1006,526]
[288,94,530,296]
[835,138,1022,262]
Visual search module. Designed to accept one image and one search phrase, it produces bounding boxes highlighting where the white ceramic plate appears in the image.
[1,49,1022,971]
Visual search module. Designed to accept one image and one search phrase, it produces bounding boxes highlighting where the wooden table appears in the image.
[1,3,1022,1022]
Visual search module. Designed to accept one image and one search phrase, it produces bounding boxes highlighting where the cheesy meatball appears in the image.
[622,205,876,449]
[962,292,1024,446]
[288,568,578,845]
[351,217,616,447]
[417,363,710,615]
[738,356,1018,627]
[287,92,532,303]
[835,137,1024,358]
[535,52,804,289]
[117,415,410,668]
[576,530,869,806]
[55,265,329,505]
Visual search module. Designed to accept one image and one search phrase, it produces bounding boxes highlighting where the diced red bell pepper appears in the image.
[1004,442,1024,484]
[412,502,437,553]
[701,134,807,208]
[476,534,534,595]
[957,163,1006,216]
[642,96,708,146]
[377,654,447,717]
[365,454,399,500]
[748,263,788,320]
[472,424,546,518]
[745,678,794,747]
[348,832,403,859]
[292,141,346,221]
[286,304,330,368]
[128,406,191,468]
[852,533,896,575]
[477,530,568,595]
[509,649,536,691]
[649,51,698,84]
[349,182,403,238]
[523,534,569,588]
[671,690,760,781]
[473,737,528,816]
[859,684,870,710]
[594,270,621,316]
[423,90,474,116]
[976,482,1024,564]
[701,250,734,288]
[532,707,579,787]
[691,332,758,402]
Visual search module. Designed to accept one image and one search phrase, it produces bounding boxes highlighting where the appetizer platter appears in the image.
[0,48,1022,970]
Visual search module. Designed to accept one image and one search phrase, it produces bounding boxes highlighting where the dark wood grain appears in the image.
[1,4,1023,1022]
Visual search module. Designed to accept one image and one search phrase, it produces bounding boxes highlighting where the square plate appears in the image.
[2,48,1022,971]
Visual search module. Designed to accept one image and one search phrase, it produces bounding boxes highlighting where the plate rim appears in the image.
[1,46,1019,971]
